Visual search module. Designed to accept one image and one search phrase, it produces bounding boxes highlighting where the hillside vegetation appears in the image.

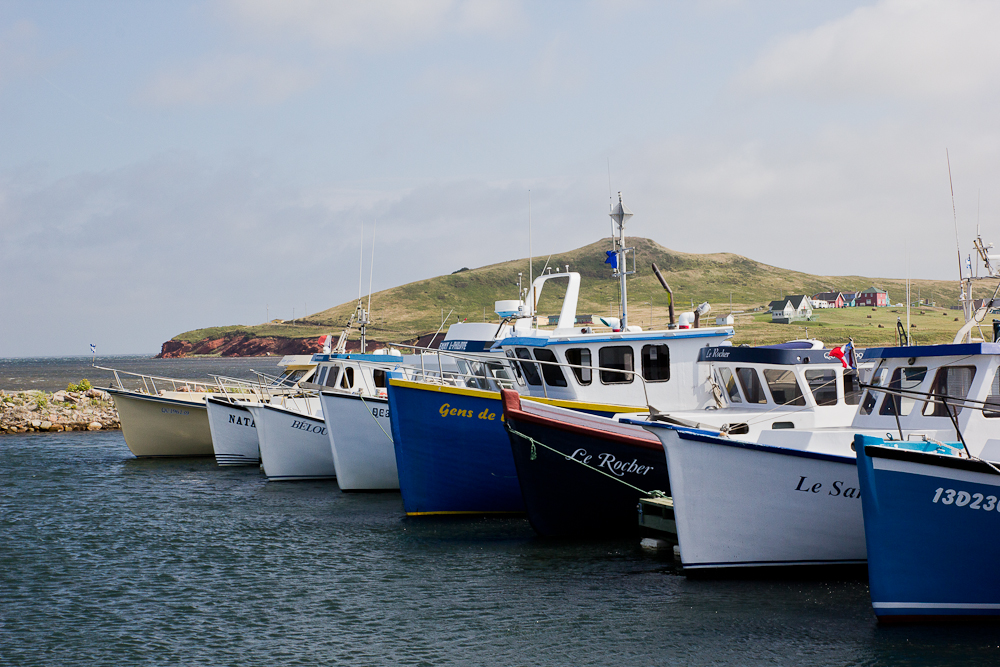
[171,237,996,349]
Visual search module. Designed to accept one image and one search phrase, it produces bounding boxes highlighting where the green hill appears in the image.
[170,237,991,349]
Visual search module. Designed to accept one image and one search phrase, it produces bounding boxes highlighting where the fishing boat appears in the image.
[633,342,1000,571]
[388,193,736,515]
[319,322,503,491]
[502,341,864,537]
[205,355,318,466]
[856,433,1000,622]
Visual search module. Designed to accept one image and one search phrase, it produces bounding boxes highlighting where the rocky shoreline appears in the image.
[1,388,120,435]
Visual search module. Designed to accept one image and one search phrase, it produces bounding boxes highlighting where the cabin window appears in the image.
[764,369,806,406]
[324,366,341,388]
[565,348,592,385]
[985,369,1000,418]
[277,369,306,387]
[504,350,525,385]
[373,369,386,388]
[879,367,927,417]
[514,348,542,386]
[736,368,767,404]
[923,366,976,417]
[315,367,329,386]
[340,367,355,389]
[804,369,838,406]
[860,366,887,414]
[641,345,670,382]
[488,361,515,387]
[533,348,567,387]
[844,371,862,405]
[717,368,741,403]
[599,346,634,384]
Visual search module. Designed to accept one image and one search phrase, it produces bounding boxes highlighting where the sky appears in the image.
[4,0,1000,356]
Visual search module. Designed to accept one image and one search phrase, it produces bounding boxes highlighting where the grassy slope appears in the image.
[171,237,997,347]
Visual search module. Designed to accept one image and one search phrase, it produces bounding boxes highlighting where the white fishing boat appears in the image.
[320,322,505,491]
[249,394,335,481]
[206,355,317,466]
[632,341,1000,571]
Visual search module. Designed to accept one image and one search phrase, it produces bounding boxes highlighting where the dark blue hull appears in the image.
[857,435,1000,621]
[502,391,669,538]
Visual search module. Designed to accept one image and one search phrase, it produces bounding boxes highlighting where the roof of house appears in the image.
[861,286,888,294]
[768,299,790,310]
[812,292,842,301]
[786,295,811,309]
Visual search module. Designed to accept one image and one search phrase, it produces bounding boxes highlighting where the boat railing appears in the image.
[378,343,657,405]
[94,365,230,396]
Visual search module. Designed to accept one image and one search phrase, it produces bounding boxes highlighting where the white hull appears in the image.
[206,398,260,466]
[108,389,213,457]
[320,392,398,491]
[651,426,866,569]
[249,402,336,481]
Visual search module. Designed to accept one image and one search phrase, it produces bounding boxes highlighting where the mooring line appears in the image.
[505,425,667,498]
[357,393,394,443]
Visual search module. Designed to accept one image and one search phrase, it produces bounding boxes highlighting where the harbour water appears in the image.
[3,361,1000,664]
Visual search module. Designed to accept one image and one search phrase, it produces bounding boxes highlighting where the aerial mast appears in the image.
[609,192,634,329]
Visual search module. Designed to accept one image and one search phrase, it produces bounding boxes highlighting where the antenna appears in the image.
[528,190,533,315]
[367,218,377,319]
[358,220,365,302]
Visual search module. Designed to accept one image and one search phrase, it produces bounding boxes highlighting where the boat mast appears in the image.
[609,192,634,329]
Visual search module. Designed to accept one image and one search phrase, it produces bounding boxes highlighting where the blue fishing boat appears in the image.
[857,432,1000,622]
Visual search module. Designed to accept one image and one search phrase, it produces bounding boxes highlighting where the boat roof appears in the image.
[698,346,842,365]
[861,342,1000,360]
[496,326,734,349]
[309,352,405,363]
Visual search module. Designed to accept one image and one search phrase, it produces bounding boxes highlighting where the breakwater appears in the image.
[0,388,119,434]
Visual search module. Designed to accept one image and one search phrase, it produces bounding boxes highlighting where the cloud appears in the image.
[739,0,1000,100]
[219,0,523,52]
[139,54,316,106]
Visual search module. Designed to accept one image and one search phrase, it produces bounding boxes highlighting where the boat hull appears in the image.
[250,403,336,481]
[320,392,398,491]
[857,437,1000,621]
[645,424,866,570]
[206,398,260,466]
[388,380,522,514]
[108,389,213,457]
[501,390,668,537]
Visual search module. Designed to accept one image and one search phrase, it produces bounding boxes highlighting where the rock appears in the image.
[39,421,52,431]
[30,420,41,428]
[87,422,102,431]
[52,391,68,402]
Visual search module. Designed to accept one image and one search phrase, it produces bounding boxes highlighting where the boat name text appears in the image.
[794,476,860,499]
[372,407,390,419]
[161,407,190,416]
[290,419,327,435]
[570,448,653,477]
[229,414,256,428]
[702,348,731,359]
[438,403,503,422]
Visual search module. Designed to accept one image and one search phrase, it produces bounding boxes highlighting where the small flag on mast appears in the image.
[90,344,96,355]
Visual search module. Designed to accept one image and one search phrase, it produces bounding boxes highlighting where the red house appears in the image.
[857,286,889,307]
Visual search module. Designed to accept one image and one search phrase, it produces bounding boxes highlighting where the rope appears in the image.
[505,425,667,499]
[357,393,394,443]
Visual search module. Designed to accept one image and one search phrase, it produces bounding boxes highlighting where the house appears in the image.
[715,314,735,326]
[841,292,858,308]
[857,287,889,307]
[812,291,845,309]
[768,295,813,323]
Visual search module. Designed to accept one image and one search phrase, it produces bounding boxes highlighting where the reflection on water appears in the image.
[3,431,1000,666]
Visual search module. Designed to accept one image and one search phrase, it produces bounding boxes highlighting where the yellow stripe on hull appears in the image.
[387,378,646,415]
